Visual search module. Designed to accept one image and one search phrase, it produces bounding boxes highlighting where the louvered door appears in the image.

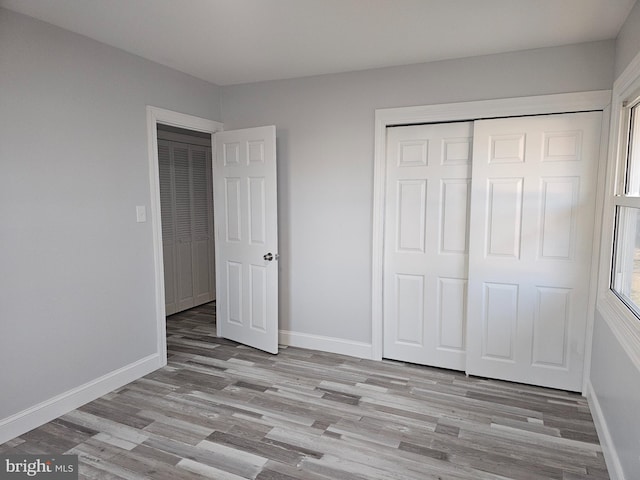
[191,145,215,305]
[159,140,178,315]
[174,143,195,312]
[158,140,215,316]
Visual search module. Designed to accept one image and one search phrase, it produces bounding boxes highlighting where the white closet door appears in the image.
[466,112,602,391]
[383,122,472,370]
[159,140,178,316]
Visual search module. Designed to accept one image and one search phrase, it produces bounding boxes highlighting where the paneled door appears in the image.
[383,122,473,370]
[214,126,279,354]
[466,112,602,391]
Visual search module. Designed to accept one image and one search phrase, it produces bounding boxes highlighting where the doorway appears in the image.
[147,107,280,361]
[146,106,223,364]
[157,124,215,315]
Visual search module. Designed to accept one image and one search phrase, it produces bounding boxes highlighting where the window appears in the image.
[611,97,640,315]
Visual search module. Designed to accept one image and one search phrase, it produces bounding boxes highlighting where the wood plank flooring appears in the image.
[1,303,609,479]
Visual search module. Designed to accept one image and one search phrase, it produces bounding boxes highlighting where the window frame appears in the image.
[610,97,640,311]
[610,205,640,315]
[598,57,640,370]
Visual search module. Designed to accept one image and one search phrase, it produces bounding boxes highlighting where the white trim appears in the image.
[0,354,161,444]
[146,106,223,364]
[581,103,612,392]
[585,380,626,480]
[372,91,612,366]
[375,91,612,127]
[279,330,373,359]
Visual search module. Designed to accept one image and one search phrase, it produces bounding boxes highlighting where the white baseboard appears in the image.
[279,329,373,359]
[585,380,625,480]
[0,354,162,445]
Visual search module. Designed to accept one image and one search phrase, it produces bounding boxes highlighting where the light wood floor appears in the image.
[1,303,609,479]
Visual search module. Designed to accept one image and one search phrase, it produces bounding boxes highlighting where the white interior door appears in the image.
[383,122,472,370]
[466,112,602,391]
[214,126,278,354]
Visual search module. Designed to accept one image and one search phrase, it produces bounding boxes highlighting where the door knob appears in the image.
[264,253,274,261]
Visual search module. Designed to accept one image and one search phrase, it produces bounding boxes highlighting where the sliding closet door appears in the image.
[383,122,472,370]
[466,112,602,391]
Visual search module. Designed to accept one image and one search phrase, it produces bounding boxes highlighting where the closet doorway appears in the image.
[382,112,601,392]
[157,124,215,316]
[372,92,611,392]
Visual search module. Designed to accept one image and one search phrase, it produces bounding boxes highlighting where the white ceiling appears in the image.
[1,0,636,86]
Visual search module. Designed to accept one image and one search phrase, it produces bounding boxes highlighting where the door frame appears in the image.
[146,106,223,365]
[371,91,611,392]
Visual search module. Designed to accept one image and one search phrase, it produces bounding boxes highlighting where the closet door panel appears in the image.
[163,246,177,316]
[466,112,602,391]
[191,145,215,304]
[173,143,195,311]
[207,148,216,301]
[383,122,472,371]
[159,140,178,316]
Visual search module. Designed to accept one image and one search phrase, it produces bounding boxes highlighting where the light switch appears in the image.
[136,205,147,223]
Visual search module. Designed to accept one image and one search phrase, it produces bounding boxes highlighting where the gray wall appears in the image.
[615,0,640,79]
[589,3,640,478]
[590,313,640,479]
[0,8,220,419]
[220,41,615,345]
